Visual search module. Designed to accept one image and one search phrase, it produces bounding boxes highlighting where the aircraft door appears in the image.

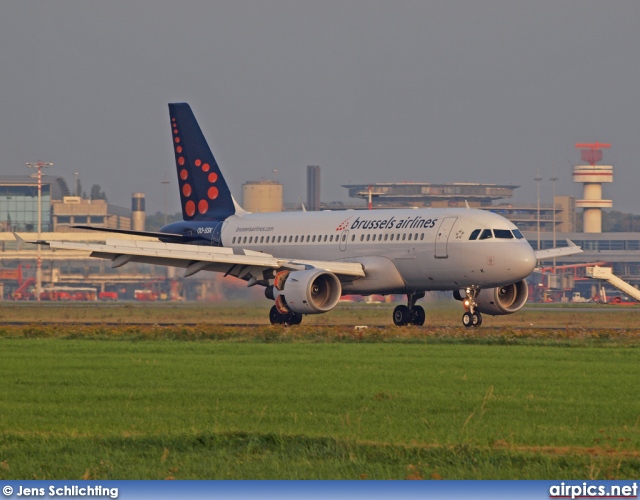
[434,217,458,258]
[339,230,349,252]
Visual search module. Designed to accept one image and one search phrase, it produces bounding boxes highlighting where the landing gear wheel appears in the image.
[286,312,303,325]
[412,305,426,326]
[270,306,303,326]
[462,311,474,328]
[269,305,284,325]
[472,311,482,327]
[393,305,412,326]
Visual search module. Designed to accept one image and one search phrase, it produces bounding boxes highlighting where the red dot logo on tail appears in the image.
[208,187,218,200]
[182,184,192,197]
[198,200,209,214]
[185,200,195,217]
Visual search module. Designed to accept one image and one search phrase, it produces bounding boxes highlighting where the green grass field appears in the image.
[1,324,639,479]
[1,300,639,328]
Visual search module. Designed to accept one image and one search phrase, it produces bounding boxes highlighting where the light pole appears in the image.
[74,172,79,196]
[26,161,53,302]
[534,174,542,252]
[550,176,558,266]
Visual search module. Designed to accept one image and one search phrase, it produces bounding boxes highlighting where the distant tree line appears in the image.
[602,210,640,232]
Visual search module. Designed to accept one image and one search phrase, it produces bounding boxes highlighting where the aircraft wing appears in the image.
[29,237,365,282]
[534,239,583,260]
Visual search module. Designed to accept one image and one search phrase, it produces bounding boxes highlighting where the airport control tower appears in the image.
[573,142,612,233]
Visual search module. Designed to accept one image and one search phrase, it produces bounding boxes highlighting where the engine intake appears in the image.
[475,279,528,316]
[273,269,342,314]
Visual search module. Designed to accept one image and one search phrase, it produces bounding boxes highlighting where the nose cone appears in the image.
[506,243,537,279]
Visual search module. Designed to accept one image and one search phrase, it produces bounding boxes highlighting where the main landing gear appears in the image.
[393,292,426,326]
[269,305,302,326]
[454,287,482,328]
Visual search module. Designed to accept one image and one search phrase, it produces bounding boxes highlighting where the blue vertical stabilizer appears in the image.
[169,103,238,220]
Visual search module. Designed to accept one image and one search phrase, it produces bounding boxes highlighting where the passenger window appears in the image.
[306,235,310,242]
[469,229,481,240]
[312,235,316,242]
[277,236,281,243]
[342,234,346,241]
[402,234,406,241]
[479,229,493,240]
[232,237,236,244]
[324,235,327,242]
[372,234,376,241]
[390,234,394,241]
[351,235,355,241]
[512,229,524,239]
[250,237,254,244]
[494,229,513,239]
[366,234,370,241]
[420,233,424,241]
[289,236,293,243]
[360,234,364,241]
[384,234,388,241]
[260,236,264,243]
[295,235,299,243]
[408,234,412,241]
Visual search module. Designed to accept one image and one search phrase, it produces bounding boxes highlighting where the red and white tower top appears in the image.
[573,142,612,233]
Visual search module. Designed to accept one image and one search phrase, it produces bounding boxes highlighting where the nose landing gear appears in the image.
[457,287,482,327]
[393,292,426,326]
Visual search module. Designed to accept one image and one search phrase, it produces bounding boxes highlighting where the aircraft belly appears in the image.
[340,256,406,294]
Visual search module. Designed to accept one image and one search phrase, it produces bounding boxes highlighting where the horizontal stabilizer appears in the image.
[71,225,185,241]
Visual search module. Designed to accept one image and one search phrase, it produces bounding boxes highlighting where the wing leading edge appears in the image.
[534,239,583,260]
[26,237,364,284]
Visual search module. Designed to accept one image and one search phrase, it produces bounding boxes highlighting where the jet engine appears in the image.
[474,279,528,316]
[268,269,342,314]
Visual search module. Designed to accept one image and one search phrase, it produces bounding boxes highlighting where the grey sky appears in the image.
[2,1,639,215]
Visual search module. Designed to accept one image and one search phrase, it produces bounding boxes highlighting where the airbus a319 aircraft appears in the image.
[23,103,582,327]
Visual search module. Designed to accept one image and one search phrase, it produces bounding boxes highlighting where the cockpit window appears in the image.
[469,229,481,240]
[494,229,514,239]
[479,229,493,240]
[512,229,524,239]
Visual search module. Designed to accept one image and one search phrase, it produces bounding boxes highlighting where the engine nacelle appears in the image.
[274,269,342,314]
[475,279,528,316]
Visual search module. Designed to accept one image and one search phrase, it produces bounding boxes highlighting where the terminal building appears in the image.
[341,182,576,233]
[0,175,135,233]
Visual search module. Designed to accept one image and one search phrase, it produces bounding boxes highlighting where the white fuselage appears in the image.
[217,207,537,294]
